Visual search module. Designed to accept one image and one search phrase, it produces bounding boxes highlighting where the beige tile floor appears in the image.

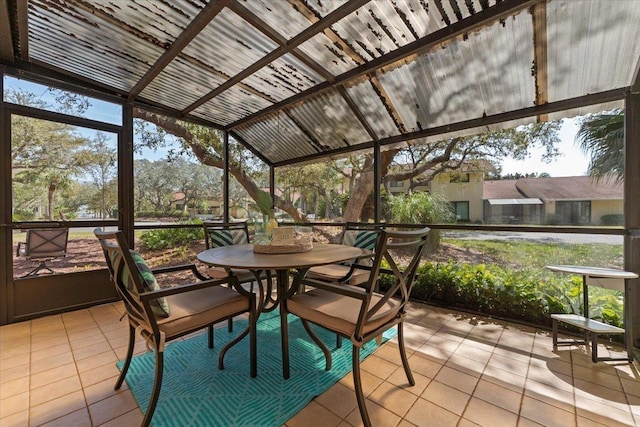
[2,300,640,427]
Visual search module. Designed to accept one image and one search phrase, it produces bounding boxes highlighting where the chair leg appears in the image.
[336,334,342,348]
[208,324,214,349]
[301,319,332,371]
[22,261,55,277]
[398,322,415,386]
[228,318,233,332]
[352,345,372,427]
[115,324,136,390]
[141,349,164,427]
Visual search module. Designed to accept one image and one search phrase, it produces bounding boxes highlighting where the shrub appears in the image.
[400,261,623,329]
[139,220,203,251]
[12,209,36,221]
[169,210,189,218]
[545,213,561,225]
[135,210,165,218]
[389,192,455,251]
[601,214,624,226]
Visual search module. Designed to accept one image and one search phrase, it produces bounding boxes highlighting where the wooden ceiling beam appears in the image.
[0,0,14,62]
[128,0,231,98]
[229,1,335,83]
[15,0,27,60]
[181,0,371,115]
[532,2,549,122]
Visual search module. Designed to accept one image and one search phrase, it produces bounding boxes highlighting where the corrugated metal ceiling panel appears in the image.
[330,0,448,63]
[547,0,640,102]
[236,0,315,40]
[240,54,325,103]
[192,84,274,126]
[87,0,201,40]
[345,80,400,139]
[288,90,371,149]
[140,57,226,111]
[234,114,317,164]
[377,10,535,133]
[297,31,361,76]
[28,0,166,92]
[183,7,278,79]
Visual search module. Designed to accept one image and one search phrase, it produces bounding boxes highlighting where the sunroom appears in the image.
[2,1,640,426]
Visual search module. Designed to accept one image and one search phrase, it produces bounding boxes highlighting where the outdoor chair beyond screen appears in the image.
[95,229,257,427]
[203,221,275,312]
[280,226,430,427]
[16,228,69,277]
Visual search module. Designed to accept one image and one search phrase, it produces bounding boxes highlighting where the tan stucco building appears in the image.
[391,167,623,225]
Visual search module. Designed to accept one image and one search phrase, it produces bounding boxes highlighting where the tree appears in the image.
[343,121,561,221]
[134,108,562,223]
[134,159,176,213]
[8,87,94,220]
[575,109,624,182]
[12,122,91,220]
[134,111,299,218]
[81,132,117,218]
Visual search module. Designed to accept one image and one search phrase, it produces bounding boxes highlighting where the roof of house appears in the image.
[516,176,623,201]
[484,175,623,202]
[483,179,525,199]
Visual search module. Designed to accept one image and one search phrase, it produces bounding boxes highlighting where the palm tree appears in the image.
[575,109,624,182]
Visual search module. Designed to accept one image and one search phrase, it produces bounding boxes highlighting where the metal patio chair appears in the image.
[280,226,430,427]
[16,228,69,277]
[203,221,275,313]
[95,229,257,427]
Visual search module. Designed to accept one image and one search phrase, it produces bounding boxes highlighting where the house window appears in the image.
[389,181,404,188]
[450,173,470,183]
[556,201,591,225]
[451,201,470,221]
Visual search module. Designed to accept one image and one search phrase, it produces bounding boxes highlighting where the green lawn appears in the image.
[443,238,623,271]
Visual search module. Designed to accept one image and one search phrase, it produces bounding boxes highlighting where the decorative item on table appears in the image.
[253,226,313,254]
[294,226,313,245]
[266,209,278,237]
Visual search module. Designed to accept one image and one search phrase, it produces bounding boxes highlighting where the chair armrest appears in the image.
[151,263,208,281]
[336,260,374,283]
[139,276,240,301]
[297,276,368,300]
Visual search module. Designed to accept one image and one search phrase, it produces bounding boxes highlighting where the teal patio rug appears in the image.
[118,312,396,426]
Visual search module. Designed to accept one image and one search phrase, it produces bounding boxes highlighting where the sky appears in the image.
[5,76,591,177]
[500,118,590,177]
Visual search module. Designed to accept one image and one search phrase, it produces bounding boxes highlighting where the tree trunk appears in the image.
[47,182,56,221]
[342,150,397,222]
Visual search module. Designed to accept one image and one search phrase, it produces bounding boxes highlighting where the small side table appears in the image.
[547,265,638,363]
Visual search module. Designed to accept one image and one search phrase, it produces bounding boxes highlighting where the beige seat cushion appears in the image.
[157,286,249,339]
[287,289,400,339]
[306,264,370,286]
